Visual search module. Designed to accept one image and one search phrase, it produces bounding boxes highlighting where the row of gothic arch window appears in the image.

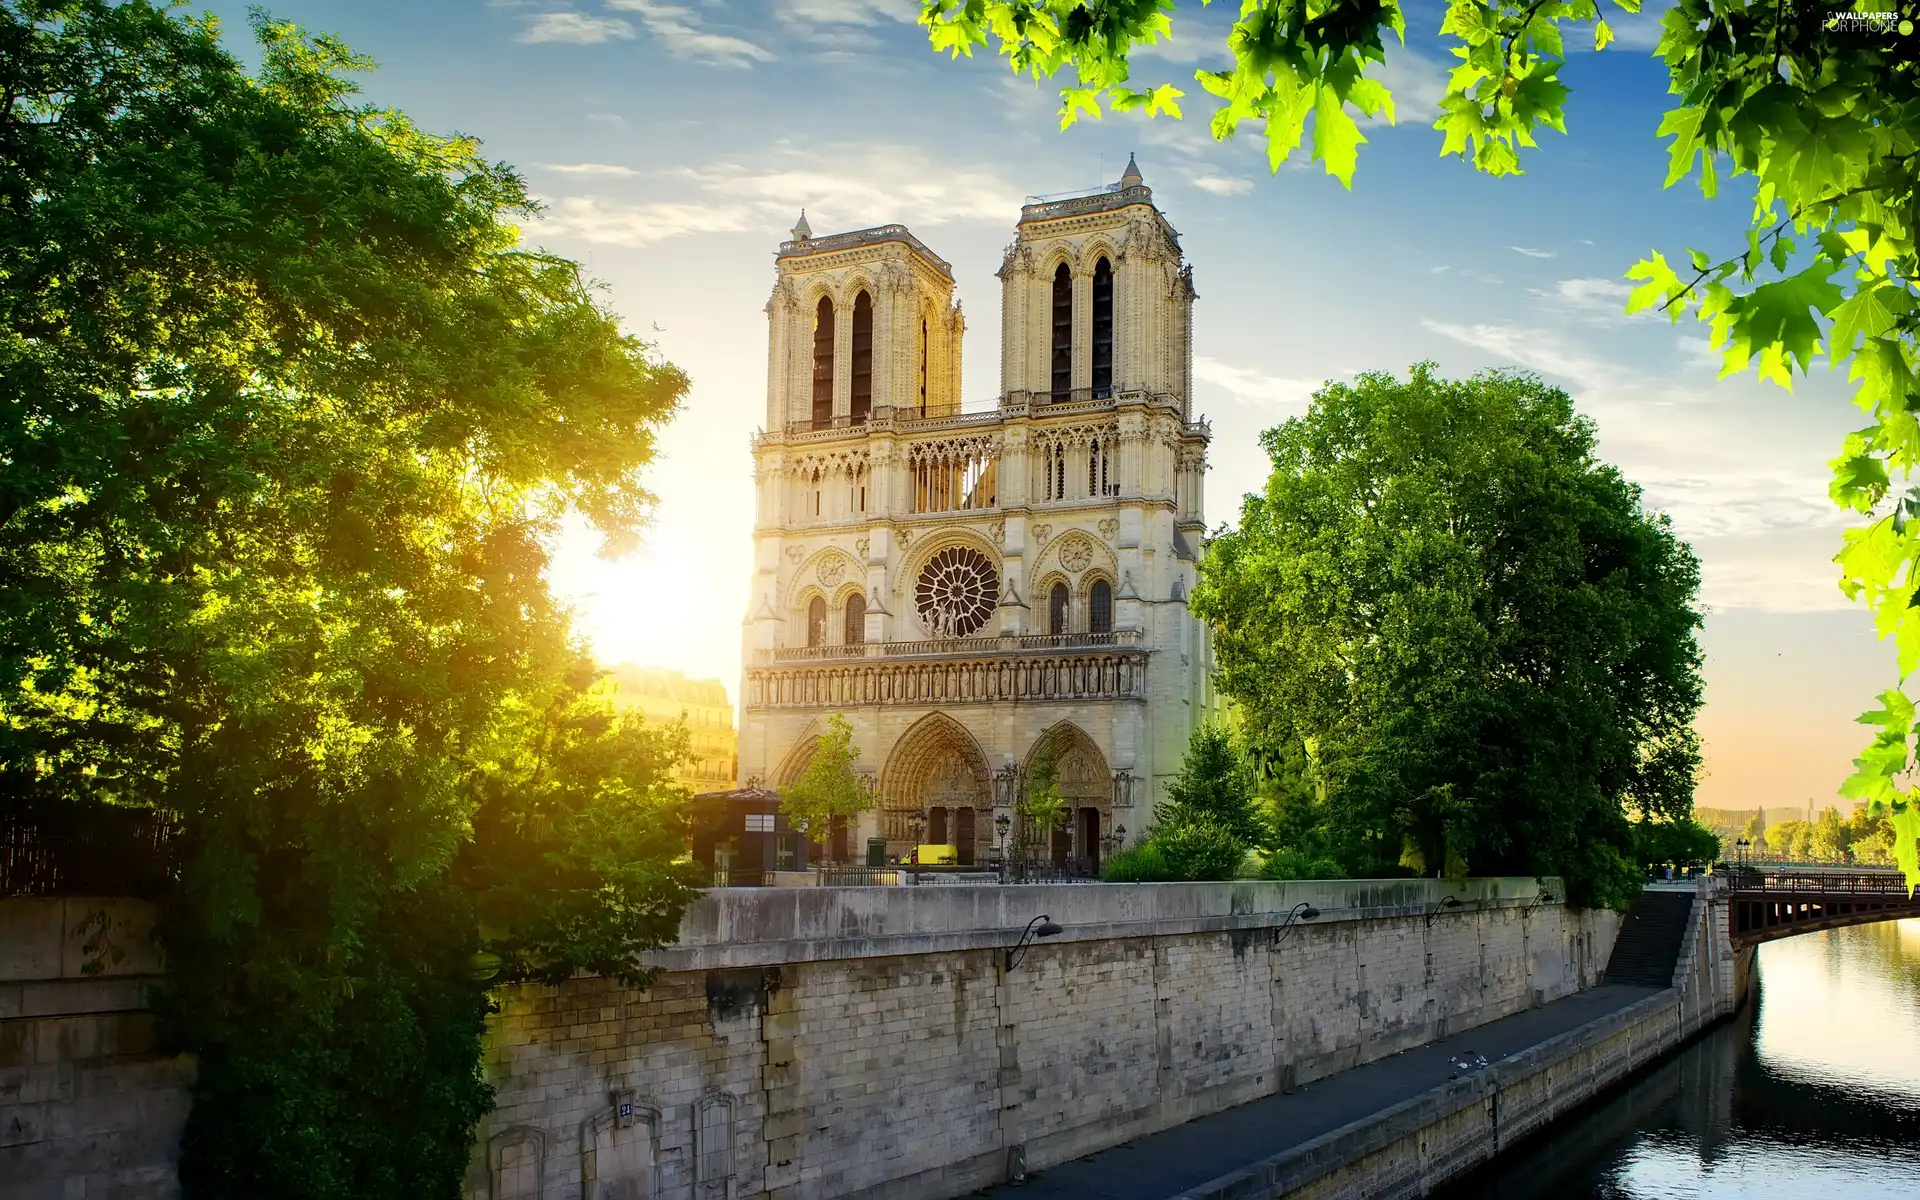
[1054,258,1115,401]
[806,593,866,648]
[803,579,1108,645]
[812,291,935,429]
[1049,578,1113,636]
[807,255,1116,431]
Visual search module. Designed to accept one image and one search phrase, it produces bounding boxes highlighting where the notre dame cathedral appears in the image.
[736,156,1214,870]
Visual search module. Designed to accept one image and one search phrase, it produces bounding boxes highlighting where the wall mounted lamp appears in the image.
[1426,896,1463,927]
[1005,914,1063,972]
[1273,901,1321,946]
[1521,890,1555,918]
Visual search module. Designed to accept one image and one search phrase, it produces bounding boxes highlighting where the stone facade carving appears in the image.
[742,158,1214,866]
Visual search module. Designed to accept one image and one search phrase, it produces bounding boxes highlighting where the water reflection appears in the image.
[1440,920,1920,1199]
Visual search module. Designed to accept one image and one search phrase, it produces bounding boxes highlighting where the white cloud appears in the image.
[1370,48,1449,124]
[1510,245,1556,259]
[534,148,1028,249]
[1528,276,1638,321]
[542,162,640,176]
[1132,28,1222,65]
[774,0,917,23]
[538,195,763,247]
[518,11,635,43]
[1422,319,1620,393]
[1188,173,1253,197]
[1194,357,1319,410]
[605,0,775,67]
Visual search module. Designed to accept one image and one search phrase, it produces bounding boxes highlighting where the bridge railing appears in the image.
[1726,867,1913,895]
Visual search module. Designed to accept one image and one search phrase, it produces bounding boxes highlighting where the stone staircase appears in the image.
[1603,889,1696,988]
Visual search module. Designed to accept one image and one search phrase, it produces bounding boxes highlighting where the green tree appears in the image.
[915,0,1919,891]
[1,5,696,1196]
[1192,366,1705,908]
[1769,819,1815,860]
[1156,722,1268,848]
[1810,805,1850,862]
[778,713,873,860]
[1633,817,1723,871]
[1019,733,1070,855]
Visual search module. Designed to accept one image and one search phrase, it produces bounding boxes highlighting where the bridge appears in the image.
[1727,867,1920,947]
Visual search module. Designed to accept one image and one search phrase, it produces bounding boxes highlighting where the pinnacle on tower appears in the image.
[791,209,812,240]
[1119,152,1143,188]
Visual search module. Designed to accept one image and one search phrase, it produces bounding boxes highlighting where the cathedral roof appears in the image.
[776,223,953,278]
[1018,157,1156,226]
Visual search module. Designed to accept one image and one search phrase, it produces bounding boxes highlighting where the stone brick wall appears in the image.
[465,878,1620,1200]
[0,897,192,1200]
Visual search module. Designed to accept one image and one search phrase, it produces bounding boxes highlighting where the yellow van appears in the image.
[909,844,958,866]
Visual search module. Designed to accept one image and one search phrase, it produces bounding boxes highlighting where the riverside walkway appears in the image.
[975,982,1664,1200]
[980,886,1712,1200]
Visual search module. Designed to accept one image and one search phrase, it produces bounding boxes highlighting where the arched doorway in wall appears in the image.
[880,713,993,865]
[1022,723,1112,873]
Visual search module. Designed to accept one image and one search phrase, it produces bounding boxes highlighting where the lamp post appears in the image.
[994,811,1011,875]
[1005,915,1063,972]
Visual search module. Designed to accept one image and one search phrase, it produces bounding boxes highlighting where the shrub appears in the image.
[1150,818,1247,881]
[1101,843,1170,882]
[1258,846,1349,881]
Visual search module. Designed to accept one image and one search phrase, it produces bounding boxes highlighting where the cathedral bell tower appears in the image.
[761,216,964,433]
[738,158,1214,871]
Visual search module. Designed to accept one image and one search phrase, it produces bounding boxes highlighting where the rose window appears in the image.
[915,547,999,639]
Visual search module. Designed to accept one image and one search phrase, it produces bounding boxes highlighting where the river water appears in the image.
[1441,920,1920,1199]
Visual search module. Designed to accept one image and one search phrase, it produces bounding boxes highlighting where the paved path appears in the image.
[974,983,1663,1199]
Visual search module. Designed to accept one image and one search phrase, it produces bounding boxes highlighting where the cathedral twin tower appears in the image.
[738,157,1213,870]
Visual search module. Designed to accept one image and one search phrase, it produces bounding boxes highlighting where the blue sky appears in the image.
[197,0,1886,811]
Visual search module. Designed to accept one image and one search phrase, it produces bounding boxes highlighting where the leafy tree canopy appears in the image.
[1,3,697,1196]
[1156,721,1268,848]
[779,712,873,855]
[1193,366,1705,907]
[916,0,1920,890]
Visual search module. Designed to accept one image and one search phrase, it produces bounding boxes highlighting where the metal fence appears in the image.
[1,801,173,899]
[705,867,772,888]
[1726,867,1913,895]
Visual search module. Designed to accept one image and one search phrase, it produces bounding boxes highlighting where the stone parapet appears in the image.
[655,877,1560,971]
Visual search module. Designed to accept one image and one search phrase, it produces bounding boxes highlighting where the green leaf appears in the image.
[1594,18,1613,50]
[1313,87,1367,189]
[1059,86,1102,129]
[1625,251,1684,317]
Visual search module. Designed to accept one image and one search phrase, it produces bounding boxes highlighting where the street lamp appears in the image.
[1426,895,1463,928]
[1521,890,1554,918]
[1273,901,1321,946]
[1005,914,1063,972]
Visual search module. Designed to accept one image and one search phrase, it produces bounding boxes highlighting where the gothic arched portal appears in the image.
[1022,723,1112,872]
[880,713,993,864]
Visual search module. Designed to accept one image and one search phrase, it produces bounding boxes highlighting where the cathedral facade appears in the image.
[737,158,1214,870]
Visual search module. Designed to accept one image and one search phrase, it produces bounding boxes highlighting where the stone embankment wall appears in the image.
[1185,879,1739,1200]
[466,878,1620,1200]
[0,897,192,1200]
